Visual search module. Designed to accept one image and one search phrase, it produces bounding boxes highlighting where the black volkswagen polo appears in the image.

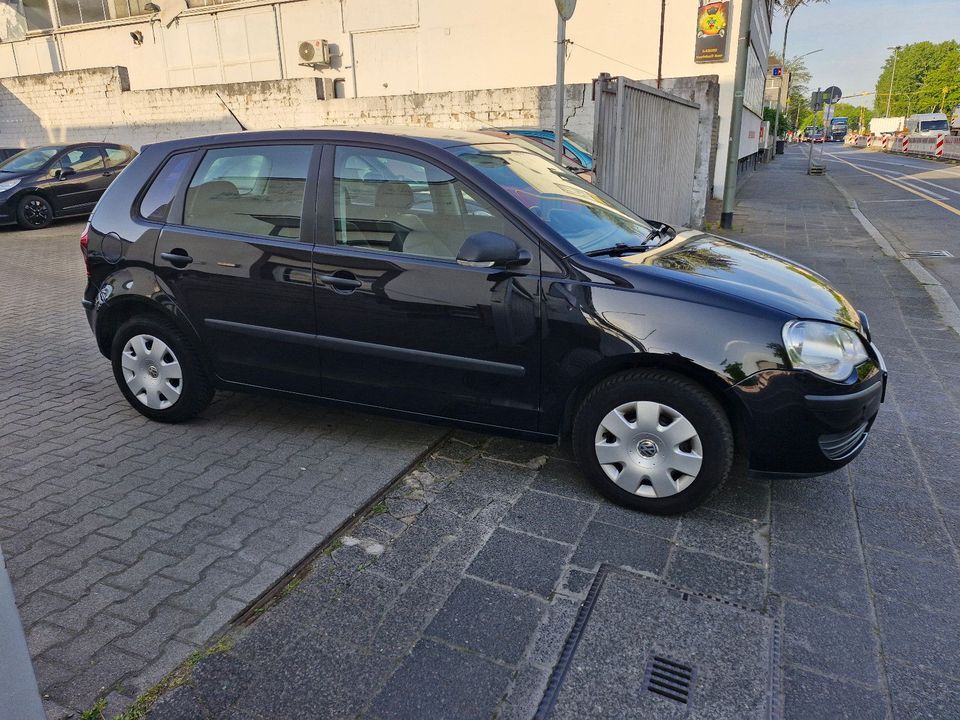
[81,129,886,514]
[0,143,136,229]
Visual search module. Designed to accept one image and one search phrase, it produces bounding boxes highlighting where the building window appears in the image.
[22,0,54,30]
[112,0,152,18]
[54,0,107,25]
[185,0,239,8]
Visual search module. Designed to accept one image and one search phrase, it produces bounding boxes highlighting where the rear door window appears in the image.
[59,147,105,173]
[139,153,192,223]
[183,145,311,239]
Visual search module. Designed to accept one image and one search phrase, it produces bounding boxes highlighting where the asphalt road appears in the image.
[817,144,960,303]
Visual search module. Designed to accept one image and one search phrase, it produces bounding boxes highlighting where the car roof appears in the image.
[18,142,132,155]
[142,127,505,154]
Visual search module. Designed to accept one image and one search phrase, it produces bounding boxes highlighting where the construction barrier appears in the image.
[859,132,960,161]
[943,136,960,160]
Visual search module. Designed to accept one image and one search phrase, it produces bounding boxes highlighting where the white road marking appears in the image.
[858,198,926,203]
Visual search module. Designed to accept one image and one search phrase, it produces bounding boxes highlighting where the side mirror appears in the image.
[456,232,530,269]
[56,167,76,179]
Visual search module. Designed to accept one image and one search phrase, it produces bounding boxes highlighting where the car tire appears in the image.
[16,194,53,230]
[110,316,214,423]
[572,369,733,514]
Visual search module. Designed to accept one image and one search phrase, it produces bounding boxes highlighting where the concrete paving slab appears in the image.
[541,568,774,720]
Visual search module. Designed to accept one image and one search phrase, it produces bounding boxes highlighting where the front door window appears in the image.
[333,146,516,260]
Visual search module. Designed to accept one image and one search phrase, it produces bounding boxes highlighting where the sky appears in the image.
[771,0,960,109]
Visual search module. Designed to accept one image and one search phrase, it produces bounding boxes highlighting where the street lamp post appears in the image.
[782,48,822,141]
[553,0,577,165]
[885,45,902,117]
[771,4,800,152]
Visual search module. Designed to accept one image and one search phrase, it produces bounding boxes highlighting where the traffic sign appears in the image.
[772,66,783,77]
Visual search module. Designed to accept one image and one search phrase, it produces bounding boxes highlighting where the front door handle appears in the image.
[317,273,362,292]
[160,250,193,267]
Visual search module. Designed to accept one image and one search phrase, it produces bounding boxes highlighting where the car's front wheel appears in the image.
[16,194,53,230]
[572,369,733,514]
[111,317,214,422]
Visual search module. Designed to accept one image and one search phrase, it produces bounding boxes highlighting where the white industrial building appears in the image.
[0,0,773,199]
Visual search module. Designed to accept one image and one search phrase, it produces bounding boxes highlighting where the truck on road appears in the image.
[830,117,848,142]
[869,116,905,135]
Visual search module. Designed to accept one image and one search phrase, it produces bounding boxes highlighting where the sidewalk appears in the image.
[143,149,960,720]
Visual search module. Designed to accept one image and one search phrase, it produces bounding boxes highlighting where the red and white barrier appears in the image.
[859,132,959,161]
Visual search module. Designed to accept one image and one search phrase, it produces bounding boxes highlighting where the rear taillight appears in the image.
[80,224,90,277]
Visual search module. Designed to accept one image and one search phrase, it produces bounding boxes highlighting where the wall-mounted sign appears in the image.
[695,1,729,63]
[772,66,783,77]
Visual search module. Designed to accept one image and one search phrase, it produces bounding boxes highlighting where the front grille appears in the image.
[819,421,869,460]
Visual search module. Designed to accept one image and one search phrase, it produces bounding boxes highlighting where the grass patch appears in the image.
[94,636,235,720]
[321,538,343,556]
[279,575,302,597]
[79,698,107,720]
[368,502,388,517]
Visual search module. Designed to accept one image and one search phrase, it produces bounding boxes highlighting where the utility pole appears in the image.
[553,0,576,165]
[885,45,902,117]
[720,0,754,229]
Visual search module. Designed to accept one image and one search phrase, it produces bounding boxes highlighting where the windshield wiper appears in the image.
[585,223,676,257]
[585,242,650,257]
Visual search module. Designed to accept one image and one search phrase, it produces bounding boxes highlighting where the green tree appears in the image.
[830,102,872,132]
[768,51,812,135]
[874,41,960,116]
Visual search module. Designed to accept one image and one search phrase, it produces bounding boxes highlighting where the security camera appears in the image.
[130,30,144,45]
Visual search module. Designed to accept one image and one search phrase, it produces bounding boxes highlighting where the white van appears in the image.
[905,112,950,136]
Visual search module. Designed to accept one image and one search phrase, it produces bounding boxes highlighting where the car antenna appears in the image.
[215,92,247,131]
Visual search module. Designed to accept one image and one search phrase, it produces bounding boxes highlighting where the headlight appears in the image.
[782,320,869,381]
[0,178,20,193]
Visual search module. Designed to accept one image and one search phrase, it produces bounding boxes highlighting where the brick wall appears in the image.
[0,66,594,150]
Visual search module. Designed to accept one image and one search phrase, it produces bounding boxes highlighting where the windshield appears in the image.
[921,120,949,132]
[454,145,654,253]
[0,147,60,173]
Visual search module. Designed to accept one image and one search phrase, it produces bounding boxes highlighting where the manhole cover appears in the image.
[536,566,778,720]
[903,250,953,258]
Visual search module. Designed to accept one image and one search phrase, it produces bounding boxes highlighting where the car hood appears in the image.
[595,231,861,329]
[0,170,31,181]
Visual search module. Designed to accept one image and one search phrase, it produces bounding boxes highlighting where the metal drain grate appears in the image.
[643,655,696,704]
[903,250,953,258]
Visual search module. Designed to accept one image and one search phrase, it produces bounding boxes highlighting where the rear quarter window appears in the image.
[139,153,192,223]
[105,147,134,169]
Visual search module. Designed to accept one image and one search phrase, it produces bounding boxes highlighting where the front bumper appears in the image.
[730,345,887,476]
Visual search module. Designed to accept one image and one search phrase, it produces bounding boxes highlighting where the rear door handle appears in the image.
[317,273,362,291]
[160,250,193,266]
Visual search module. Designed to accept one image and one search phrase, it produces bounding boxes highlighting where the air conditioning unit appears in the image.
[298,39,331,69]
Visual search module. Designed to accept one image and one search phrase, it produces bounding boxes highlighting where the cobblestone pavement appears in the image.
[150,149,960,720]
[0,220,443,718]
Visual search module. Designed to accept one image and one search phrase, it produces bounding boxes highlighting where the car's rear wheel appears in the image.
[111,317,213,422]
[572,369,733,514]
[16,194,53,230]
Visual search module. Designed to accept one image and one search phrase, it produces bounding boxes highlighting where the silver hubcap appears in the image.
[121,334,182,410]
[594,401,703,498]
